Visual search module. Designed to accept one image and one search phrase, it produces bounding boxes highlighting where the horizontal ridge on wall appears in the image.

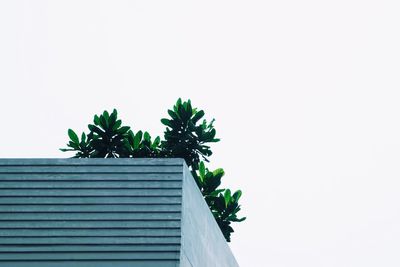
[0,159,184,266]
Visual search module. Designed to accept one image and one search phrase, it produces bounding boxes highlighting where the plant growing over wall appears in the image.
[160,99,219,170]
[61,99,245,242]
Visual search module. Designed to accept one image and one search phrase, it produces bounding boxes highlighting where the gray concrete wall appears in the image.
[0,158,182,267]
[0,158,238,267]
[180,165,239,267]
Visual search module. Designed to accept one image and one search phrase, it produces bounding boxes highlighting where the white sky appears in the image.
[1,1,400,266]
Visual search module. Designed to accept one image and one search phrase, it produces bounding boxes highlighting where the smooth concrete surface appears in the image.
[180,165,239,267]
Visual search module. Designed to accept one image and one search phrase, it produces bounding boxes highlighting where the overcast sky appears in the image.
[1,1,400,266]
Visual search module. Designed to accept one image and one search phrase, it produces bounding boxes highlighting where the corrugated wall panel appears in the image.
[0,261,179,267]
[0,196,182,205]
[0,159,183,267]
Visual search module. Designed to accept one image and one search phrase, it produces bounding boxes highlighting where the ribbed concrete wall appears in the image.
[0,158,238,267]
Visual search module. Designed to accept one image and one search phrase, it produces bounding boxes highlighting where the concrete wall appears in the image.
[0,158,238,267]
[180,165,239,267]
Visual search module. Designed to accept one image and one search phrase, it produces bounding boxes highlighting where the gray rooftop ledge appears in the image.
[0,158,239,267]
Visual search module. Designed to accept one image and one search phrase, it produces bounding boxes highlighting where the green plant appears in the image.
[161,99,219,170]
[89,109,131,158]
[210,189,245,242]
[61,109,161,159]
[60,129,92,158]
[126,130,161,158]
[61,99,245,242]
[194,162,246,241]
[160,101,246,240]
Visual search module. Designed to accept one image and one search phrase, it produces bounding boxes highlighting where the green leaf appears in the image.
[112,120,122,130]
[209,189,225,197]
[144,132,151,142]
[192,110,204,124]
[154,136,160,144]
[93,115,100,125]
[133,131,142,149]
[127,130,134,144]
[161,118,172,127]
[234,217,246,222]
[232,190,242,202]
[116,126,130,134]
[103,110,110,121]
[199,162,206,181]
[99,115,108,129]
[152,136,160,148]
[88,125,104,136]
[81,132,86,143]
[68,141,79,150]
[109,110,117,127]
[167,110,178,120]
[224,189,231,207]
[68,129,79,144]
[212,168,225,178]
[59,148,73,152]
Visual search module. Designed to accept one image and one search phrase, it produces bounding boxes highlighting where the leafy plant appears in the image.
[60,129,93,158]
[126,130,161,158]
[61,99,245,242]
[88,109,131,158]
[60,109,161,159]
[161,99,219,171]
[194,162,246,241]
[208,189,245,242]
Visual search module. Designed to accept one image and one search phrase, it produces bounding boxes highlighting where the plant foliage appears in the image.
[61,99,245,242]
[160,99,219,170]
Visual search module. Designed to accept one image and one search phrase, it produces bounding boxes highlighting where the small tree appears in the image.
[61,99,245,242]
